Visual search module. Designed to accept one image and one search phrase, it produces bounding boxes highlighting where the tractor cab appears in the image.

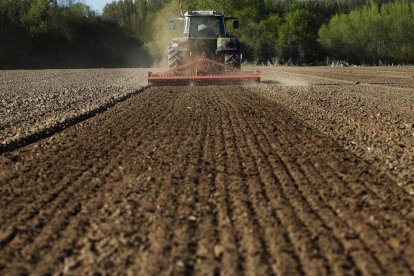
[183,11,226,38]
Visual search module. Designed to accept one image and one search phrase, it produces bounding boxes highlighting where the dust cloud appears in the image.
[145,0,184,68]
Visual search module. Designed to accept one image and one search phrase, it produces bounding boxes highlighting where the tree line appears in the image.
[192,0,414,64]
[319,0,414,64]
[1,0,413,68]
[0,0,153,68]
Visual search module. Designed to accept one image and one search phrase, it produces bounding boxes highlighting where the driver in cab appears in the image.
[197,24,216,38]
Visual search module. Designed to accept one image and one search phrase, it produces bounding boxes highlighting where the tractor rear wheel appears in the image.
[168,45,182,68]
[225,52,241,69]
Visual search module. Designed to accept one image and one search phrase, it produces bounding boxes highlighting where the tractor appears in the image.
[148,10,260,86]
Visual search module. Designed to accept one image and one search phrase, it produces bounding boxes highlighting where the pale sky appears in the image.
[84,0,114,13]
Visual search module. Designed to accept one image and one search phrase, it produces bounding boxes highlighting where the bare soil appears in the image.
[0,69,147,152]
[260,66,414,194]
[0,67,413,275]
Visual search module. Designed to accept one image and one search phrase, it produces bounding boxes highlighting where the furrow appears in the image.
[193,87,222,275]
[0,91,157,222]
[260,85,413,267]
[30,162,121,274]
[226,88,342,275]
[239,89,385,274]
[264,110,413,274]
[0,91,160,243]
[0,89,174,274]
[116,89,196,275]
[212,88,245,275]
[216,88,274,275]
[222,89,306,275]
[41,88,180,274]
[243,88,412,275]
[163,88,204,275]
[321,163,414,271]
[279,139,406,273]
[126,87,206,274]
[181,88,209,274]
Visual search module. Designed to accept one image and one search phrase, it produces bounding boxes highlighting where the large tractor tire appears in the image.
[168,44,182,68]
[225,52,241,69]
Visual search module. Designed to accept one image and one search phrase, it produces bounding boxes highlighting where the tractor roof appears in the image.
[184,11,224,16]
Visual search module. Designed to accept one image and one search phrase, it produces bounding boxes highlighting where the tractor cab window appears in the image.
[184,16,225,38]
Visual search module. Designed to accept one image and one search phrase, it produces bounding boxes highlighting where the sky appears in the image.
[84,0,113,13]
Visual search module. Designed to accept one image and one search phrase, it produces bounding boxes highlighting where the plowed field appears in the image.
[0,67,413,275]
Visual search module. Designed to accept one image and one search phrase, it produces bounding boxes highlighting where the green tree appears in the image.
[59,2,94,39]
[319,0,414,64]
[278,9,322,64]
[254,14,281,63]
[382,0,414,61]
[194,0,235,13]
[102,0,135,27]
[21,0,58,34]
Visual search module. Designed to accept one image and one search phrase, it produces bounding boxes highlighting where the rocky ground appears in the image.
[0,67,413,275]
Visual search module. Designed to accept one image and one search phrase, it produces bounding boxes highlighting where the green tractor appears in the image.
[168,11,241,70]
[148,11,260,86]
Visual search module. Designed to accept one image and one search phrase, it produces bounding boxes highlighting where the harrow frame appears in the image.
[148,57,261,86]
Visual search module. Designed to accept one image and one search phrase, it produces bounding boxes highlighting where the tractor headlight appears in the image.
[172,43,179,49]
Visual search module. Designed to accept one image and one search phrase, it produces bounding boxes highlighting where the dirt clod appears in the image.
[214,245,225,258]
